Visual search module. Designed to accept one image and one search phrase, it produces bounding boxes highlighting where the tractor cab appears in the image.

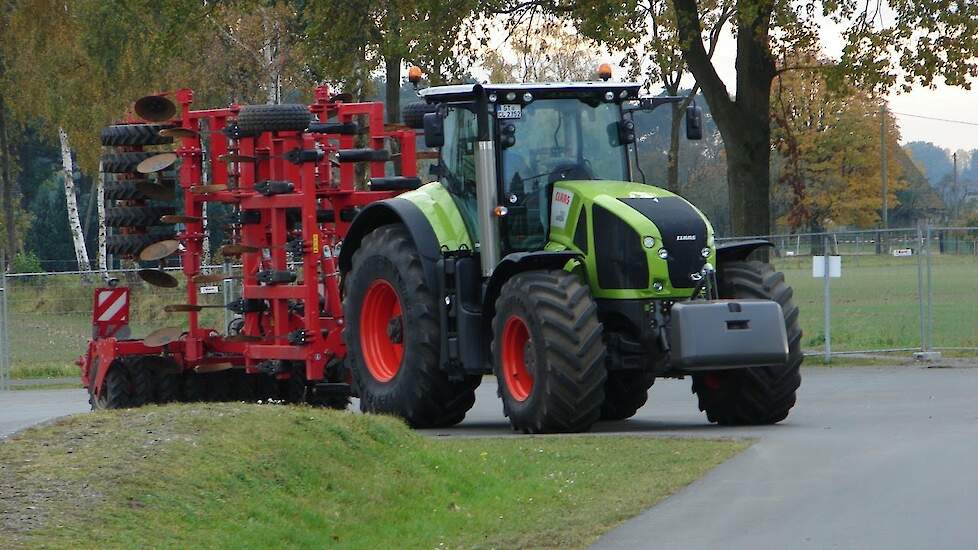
[417,82,703,275]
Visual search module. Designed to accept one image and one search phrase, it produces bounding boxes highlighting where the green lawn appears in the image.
[775,253,978,352]
[0,405,745,549]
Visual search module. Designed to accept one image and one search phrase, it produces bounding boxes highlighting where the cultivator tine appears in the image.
[190,184,228,194]
[159,127,197,138]
[224,334,261,343]
[138,239,181,262]
[135,181,176,201]
[136,152,178,174]
[194,363,235,373]
[219,243,261,255]
[192,273,242,284]
[160,214,203,224]
[134,95,177,122]
[143,326,185,348]
[218,153,257,163]
[163,304,224,313]
[137,268,179,288]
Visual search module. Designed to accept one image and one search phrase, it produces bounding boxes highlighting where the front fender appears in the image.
[482,251,581,323]
[716,239,773,264]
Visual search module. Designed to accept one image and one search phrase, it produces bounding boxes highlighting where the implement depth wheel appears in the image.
[344,224,479,428]
[692,260,803,425]
[492,270,607,434]
[89,360,132,410]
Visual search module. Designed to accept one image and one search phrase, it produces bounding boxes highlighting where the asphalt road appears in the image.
[4,366,978,549]
[0,387,90,439]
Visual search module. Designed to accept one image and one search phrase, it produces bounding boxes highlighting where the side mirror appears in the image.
[423,112,444,148]
[685,105,703,140]
[617,120,636,145]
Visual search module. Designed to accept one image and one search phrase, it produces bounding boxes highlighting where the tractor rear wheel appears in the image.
[600,371,655,421]
[344,224,479,428]
[492,270,607,433]
[692,261,803,425]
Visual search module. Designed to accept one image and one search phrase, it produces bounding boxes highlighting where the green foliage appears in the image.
[10,250,41,273]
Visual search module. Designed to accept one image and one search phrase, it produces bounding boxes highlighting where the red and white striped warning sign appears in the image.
[93,287,129,325]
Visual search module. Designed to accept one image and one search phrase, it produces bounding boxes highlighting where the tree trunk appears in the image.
[95,160,107,275]
[667,101,682,193]
[261,10,281,105]
[385,56,402,123]
[0,97,14,256]
[672,0,776,241]
[58,128,90,271]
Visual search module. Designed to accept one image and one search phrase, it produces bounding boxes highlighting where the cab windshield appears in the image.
[499,98,628,250]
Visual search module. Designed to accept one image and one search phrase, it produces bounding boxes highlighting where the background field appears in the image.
[5,247,978,381]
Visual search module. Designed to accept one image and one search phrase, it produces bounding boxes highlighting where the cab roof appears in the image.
[418,82,643,103]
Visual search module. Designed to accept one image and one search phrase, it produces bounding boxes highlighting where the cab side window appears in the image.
[439,106,480,241]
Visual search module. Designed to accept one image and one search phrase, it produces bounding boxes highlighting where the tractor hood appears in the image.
[547,180,715,299]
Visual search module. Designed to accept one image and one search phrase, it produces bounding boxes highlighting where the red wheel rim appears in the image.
[360,279,404,382]
[501,315,534,401]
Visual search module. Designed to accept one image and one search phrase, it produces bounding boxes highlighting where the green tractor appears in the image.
[340,81,801,433]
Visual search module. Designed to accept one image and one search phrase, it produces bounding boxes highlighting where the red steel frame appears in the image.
[80,86,419,396]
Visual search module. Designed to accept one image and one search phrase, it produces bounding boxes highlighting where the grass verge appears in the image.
[0,404,745,549]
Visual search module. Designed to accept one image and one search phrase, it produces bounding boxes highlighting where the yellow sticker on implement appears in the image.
[313,233,320,256]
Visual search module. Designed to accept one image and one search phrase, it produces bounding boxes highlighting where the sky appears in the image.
[657,16,978,152]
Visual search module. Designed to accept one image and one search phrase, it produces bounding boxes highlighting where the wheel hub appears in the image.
[501,315,534,402]
[360,279,404,383]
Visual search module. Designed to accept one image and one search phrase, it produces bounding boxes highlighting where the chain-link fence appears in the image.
[1,223,975,389]
[0,264,242,390]
[721,224,978,361]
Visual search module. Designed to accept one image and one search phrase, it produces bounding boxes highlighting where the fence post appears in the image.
[222,260,232,331]
[926,222,934,350]
[823,233,831,363]
[916,222,926,352]
[0,252,8,392]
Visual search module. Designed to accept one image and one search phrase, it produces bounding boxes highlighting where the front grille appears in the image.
[620,197,707,288]
[593,204,648,289]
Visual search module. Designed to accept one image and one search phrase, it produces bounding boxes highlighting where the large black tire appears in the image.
[600,371,655,421]
[691,261,803,425]
[106,232,175,256]
[402,102,437,129]
[103,175,176,201]
[155,371,182,404]
[236,104,310,134]
[492,270,607,433]
[127,358,154,407]
[106,206,175,227]
[100,124,174,146]
[281,361,306,404]
[344,224,479,428]
[89,360,132,410]
[101,152,156,173]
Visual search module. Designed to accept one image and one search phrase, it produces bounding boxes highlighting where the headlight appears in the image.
[643,236,656,249]
[701,247,711,258]
[658,248,669,259]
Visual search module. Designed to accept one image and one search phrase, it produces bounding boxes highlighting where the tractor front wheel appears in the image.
[692,260,803,425]
[492,270,607,433]
[344,224,479,428]
[600,371,655,421]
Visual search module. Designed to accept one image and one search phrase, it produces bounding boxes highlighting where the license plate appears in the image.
[497,103,522,119]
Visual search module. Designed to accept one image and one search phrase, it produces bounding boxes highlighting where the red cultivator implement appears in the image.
[79,86,420,409]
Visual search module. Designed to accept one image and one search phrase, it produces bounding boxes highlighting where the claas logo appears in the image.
[554,191,572,205]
